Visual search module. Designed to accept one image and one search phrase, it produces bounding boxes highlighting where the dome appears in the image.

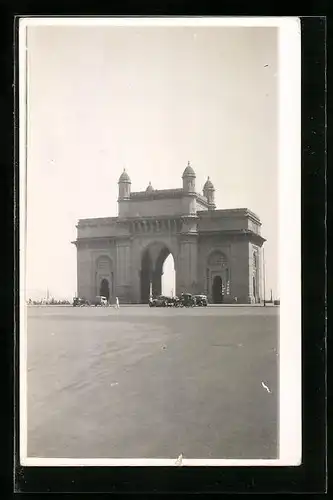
[118,168,131,183]
[182,161,196,178]
[146,181,154,193]
[203,176,214,190]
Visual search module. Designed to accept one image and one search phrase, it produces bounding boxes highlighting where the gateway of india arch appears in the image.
[73,162,266,304]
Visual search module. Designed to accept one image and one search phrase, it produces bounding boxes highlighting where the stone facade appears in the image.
[73,162,266,304]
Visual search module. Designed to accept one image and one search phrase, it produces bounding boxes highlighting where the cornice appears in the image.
[130,189,184,200]
[198,229,266,244]
[77,217,118,228]
[72,236,118,246]
[197,208,262,225]
[128,188,209,205]
[195,193,210,207]
[179,232,199,240]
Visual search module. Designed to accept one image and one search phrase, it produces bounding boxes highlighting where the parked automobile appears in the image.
[73,297,90,307]
[149,295,171,307]
[169,296,181,307]
[92,295,108,306]
[179,293,196,307]
[164,296,176,307]
[73,297,80,307]
[194,294,208,306]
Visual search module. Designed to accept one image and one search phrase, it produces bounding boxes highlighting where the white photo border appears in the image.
[19,16,302,467]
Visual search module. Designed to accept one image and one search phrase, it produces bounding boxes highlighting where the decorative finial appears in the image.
[207,176,210,180]
[188,160,190,166]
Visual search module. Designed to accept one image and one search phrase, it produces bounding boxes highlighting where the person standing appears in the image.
[115,296,120,309]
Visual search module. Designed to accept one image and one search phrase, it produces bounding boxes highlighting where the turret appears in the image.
[203,176,216,210]
[118,168,131,200]
[182,161,196,193]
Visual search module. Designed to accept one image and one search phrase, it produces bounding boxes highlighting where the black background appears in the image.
[1,9,327,495]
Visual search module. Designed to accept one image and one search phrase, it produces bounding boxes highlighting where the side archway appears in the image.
[100,278,110,301]
[95,255,114,302]
[212,275,223,304]
[206,250,230,304]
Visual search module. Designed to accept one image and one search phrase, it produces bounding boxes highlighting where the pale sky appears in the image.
[25,24,278,300]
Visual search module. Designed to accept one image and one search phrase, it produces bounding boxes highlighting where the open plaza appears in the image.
[26,305,279,460]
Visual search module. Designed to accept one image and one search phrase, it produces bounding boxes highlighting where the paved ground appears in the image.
[26,305,279,459]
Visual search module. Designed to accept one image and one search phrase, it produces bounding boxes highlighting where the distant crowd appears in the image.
[27,298,71,305]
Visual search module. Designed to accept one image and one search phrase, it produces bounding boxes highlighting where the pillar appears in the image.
[177,235,198,295]
[116,239,131,302]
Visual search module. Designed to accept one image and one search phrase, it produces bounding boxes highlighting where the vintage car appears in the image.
[169,296,181,307]
[179,293,196,307]
[194,294,208,306]
[164,296,177,307]
[91,295,108,306]
[149,295,170,307]
[73,297,90,307]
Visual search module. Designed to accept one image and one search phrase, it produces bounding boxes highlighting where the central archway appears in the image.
[140,243,176,303]
[161,254,176,297]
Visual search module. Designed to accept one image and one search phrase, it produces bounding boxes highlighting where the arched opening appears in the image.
[161,253,176,297]
[212,275,223,304]
[140,243,176,303]
[100,278,110,301]
[207,250,230,303]
[95,256,113,301]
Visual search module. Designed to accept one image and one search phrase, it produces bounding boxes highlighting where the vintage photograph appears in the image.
[19,17,301,466]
